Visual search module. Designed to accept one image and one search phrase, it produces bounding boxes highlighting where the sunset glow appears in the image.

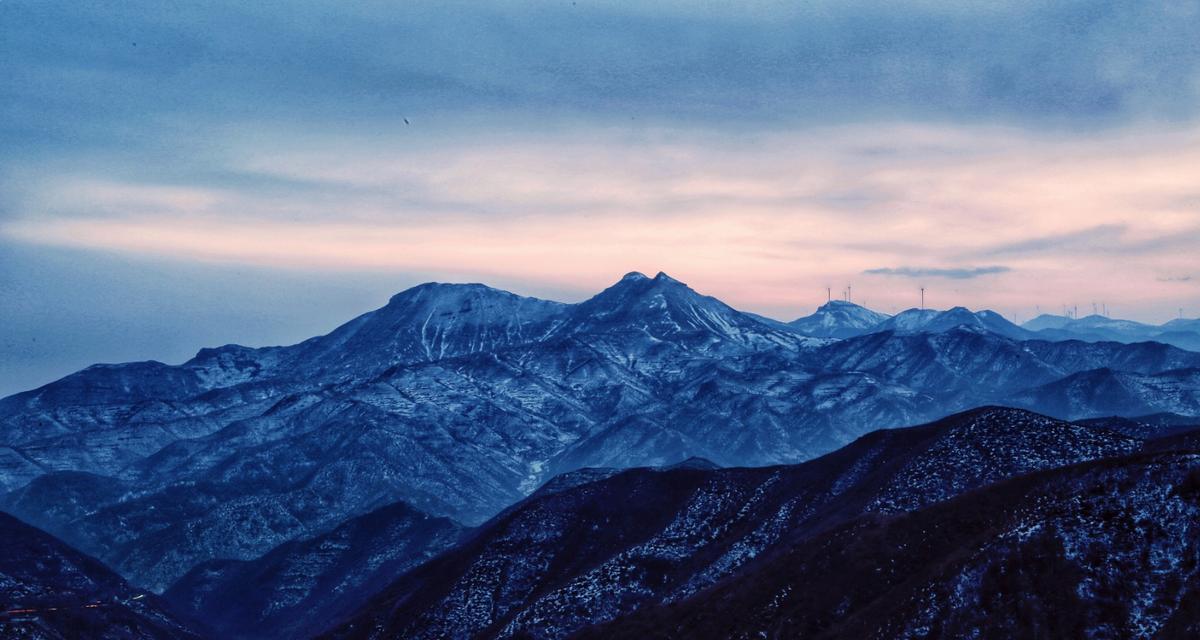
[6,124,1199,321]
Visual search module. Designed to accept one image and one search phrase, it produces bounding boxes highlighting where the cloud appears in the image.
[980,225,1129,257]
[978,224,1200,259]
[863,266,1012,280]
[4,0,1200,164]
[1157,275,1195,282]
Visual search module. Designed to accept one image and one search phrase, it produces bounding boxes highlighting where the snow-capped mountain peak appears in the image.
[553,271,803,350]
[288,281,569,377]
[873,306,1029,340]
[787,300,891,338]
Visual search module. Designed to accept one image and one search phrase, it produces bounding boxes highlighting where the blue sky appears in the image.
[2,1,1200,394]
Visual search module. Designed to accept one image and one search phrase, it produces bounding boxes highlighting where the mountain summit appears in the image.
[288,282,568,378]
[553,271,801,350]
[873,306,1031,340]
[788,300,891,338]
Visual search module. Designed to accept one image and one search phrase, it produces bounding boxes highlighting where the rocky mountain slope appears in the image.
[583,450,1200,639]
[3,273,1199,593]
[323,408,1148,639]
[164,501,464,640]
[0,512,200,640]
[1012,367,1200,420]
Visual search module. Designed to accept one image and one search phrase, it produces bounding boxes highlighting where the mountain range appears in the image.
[4,402,1199,638]
[2,272,1200,637]
[1023,313,1200,351]
[787,301,1200,349]
[323,407,1199,640]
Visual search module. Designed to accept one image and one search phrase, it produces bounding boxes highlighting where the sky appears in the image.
[3,0,1200,395]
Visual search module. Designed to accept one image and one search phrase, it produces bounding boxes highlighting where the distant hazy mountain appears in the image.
[324,407,1197,640]
[782,304,1200,351]
[784,303,1037,342]
[870,306,1032,340]
[0,512,200,639]
[1024,313,1200,351]
[1023,313,1077,331]
[2,273,1199,594]
[787,300,891,338]
[1165,318,1200,332]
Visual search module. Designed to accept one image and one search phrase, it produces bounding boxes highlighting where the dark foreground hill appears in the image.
[164,501,465,640]
[4,407,1196,639]
[582,452,1200,639]
[323,407,1197,639]
[0,512,200,640]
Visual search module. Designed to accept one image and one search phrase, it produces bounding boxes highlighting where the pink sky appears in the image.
[5,122,1200,323]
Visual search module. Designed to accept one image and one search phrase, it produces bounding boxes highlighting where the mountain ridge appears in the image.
[320,407,1152,640]
[0,512,201,639]
[3,273,1200,594]
[787,300,891,339]
[1023,313,1200,351]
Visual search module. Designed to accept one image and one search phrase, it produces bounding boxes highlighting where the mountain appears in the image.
[3,274,1200,593]
[1011,367,1200,420]
[0,512,200,640]
[1164,318,1200,332]
[164,501,465,640]
[787,300,890,339]
[805,328,1200,402]
[285,282,570,380]
[1073,414,1200,439]
[871,306,1032,340]
[583,450,1200,639]
[1024,313,1076,331]
[1024,314,1200,352]
[322,408,1152,639]
[0,283,566,489]
[552,271,807,351]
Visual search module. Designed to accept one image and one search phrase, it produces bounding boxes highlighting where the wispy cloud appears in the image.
[980,225,1128,257]
[977,224,1200,259]
[864,266,1011,280]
